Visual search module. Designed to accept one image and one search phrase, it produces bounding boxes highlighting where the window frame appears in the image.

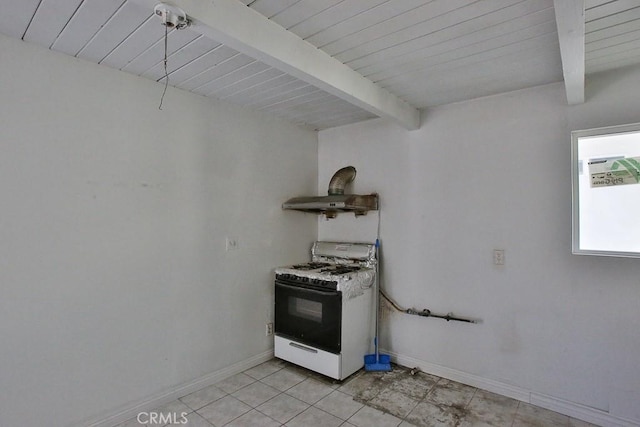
[571,122,640,258]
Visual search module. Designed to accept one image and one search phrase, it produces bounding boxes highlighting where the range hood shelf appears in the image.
[282,194,378,218]
[283,166,378,218]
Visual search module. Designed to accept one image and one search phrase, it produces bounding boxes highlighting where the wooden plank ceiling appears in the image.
[1,1,639,129]
[585,0,640,74]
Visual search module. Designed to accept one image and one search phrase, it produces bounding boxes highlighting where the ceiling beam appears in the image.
[136,0,420,130]
[553,0,585,104]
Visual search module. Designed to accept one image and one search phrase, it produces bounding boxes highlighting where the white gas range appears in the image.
[273,241,376,380]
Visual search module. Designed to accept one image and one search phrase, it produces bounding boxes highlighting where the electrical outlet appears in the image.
[225,237,238,251]
[493,249,505,265]
[265,323,273,336]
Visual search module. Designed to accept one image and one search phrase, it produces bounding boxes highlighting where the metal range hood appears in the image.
[283,166,378,218]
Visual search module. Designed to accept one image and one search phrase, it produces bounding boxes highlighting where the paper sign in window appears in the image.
[589,156,640,188]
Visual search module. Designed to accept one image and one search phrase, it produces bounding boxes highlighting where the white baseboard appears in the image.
[82,349,274,427]
[383,349,639,427]
[529,393,639,427]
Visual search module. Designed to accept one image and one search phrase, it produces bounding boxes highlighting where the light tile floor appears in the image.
[116,359,600,427]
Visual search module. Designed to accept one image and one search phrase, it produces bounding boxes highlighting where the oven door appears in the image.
[274,280,342,354]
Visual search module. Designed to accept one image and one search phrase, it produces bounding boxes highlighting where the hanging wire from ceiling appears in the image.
[153,3,190,110]
[159,24,169,110]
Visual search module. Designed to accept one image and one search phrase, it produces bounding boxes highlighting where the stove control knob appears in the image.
[302,277,309,283]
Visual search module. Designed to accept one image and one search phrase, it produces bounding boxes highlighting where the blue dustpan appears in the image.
[365,338,391,371]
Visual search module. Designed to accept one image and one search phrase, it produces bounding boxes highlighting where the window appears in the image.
[572,122,640,257]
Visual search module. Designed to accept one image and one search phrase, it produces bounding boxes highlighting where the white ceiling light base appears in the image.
[154,3,190,29]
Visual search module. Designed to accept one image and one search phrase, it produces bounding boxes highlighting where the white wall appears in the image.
[319,67,640,425]
[0,34,317,427]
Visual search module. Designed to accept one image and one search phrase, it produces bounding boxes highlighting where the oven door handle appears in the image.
[289,341,318,353]
[275,281,339,296]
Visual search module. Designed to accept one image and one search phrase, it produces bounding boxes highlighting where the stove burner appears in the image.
[320,265,362,275]
[290,262,331,270]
